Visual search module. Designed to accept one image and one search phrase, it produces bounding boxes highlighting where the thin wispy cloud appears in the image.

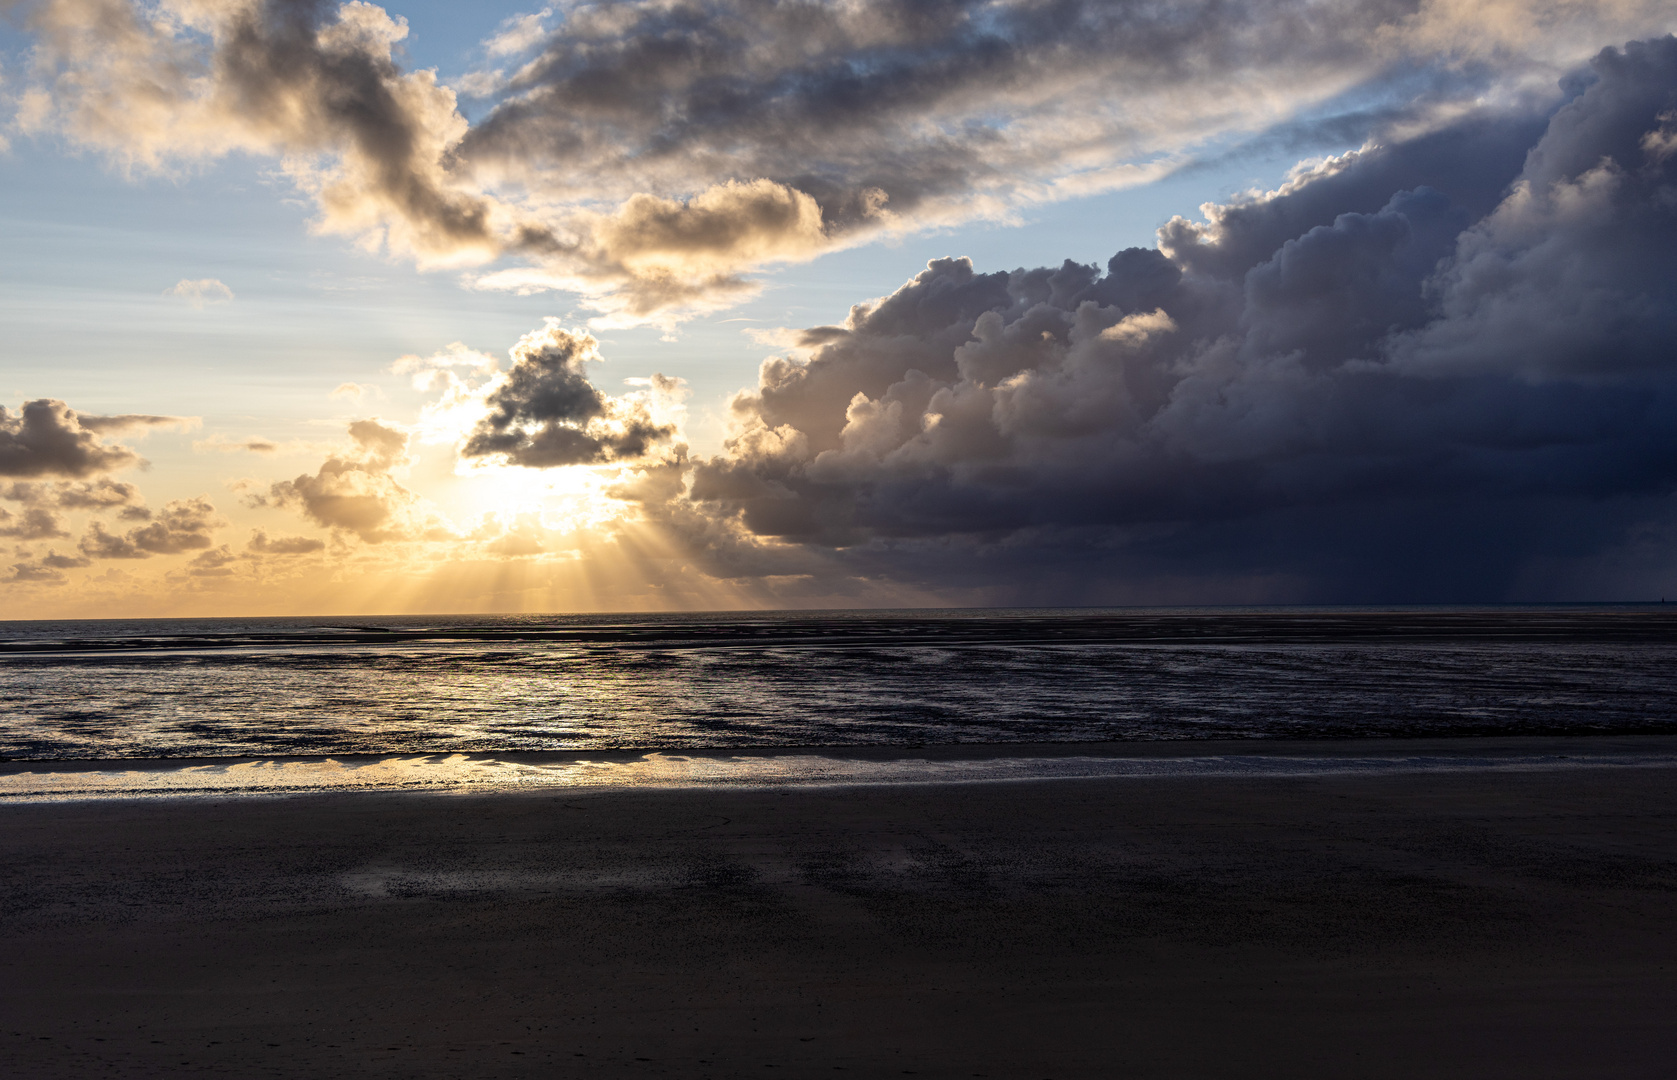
[164,278,235,307]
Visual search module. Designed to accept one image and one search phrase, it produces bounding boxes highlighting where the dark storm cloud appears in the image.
[460,322,675,467]
[0,399,178,479]
[682,38,1677,601]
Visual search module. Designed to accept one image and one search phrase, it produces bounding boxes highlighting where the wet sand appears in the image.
[3,739,1676,1078]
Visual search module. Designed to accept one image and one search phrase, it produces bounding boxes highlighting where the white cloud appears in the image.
[165,278,234,308]
[330,382,378,403]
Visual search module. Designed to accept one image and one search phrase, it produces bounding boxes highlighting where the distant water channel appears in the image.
[2,607,1676,761]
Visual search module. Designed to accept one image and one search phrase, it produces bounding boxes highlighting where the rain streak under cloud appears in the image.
[3,0,1677,612]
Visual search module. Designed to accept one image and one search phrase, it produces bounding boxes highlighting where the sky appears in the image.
[2,0,1677,617]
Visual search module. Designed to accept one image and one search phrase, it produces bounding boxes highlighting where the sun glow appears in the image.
[444,461,632,536]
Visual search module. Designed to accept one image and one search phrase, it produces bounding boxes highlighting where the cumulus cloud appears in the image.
[668,38,1677,601]
[78,497,224,558]
[10,0,502,264]
[185,545,239,576]
[0,478,151,546]
[254,418,452,542]
[0,547,90,589]
[48,478,151,516]
[0,399,185,478]
[164,277,234,307]
[1,560,68,585]
[458,321,678,468]
[11,0,1674,322]
[0,504,67,539]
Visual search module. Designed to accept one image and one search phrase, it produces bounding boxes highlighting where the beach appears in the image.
[2,737,1675,1078]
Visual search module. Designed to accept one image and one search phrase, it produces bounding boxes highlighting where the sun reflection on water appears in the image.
[4,748,1671,802]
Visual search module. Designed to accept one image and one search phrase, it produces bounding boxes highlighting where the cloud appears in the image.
[329,382,375,402]
[14,0,1675,323]
[78,497,224,559]
[391,341,500,387]
[469,178,841,324]
[164,277,234,307]
[0,504,67,539]
[450,0,1672,316]
[483,7,550,58]
[0,479,151,543]
[75,412,197,434]
[247,529,325,554]
[482,519,544,558]
[667,38,1677,601]
[0,399,184,478]
[47,478,150,515]
[458,321,678,468]
[186,545,239,576]
[1,561,67,585]
[254,418,449,542]
[13,0,502,264]
[194,435,281,454]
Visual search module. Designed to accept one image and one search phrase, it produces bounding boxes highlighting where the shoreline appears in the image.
[4,733,1676,803]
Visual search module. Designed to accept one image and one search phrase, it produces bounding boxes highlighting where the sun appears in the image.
[441,459,630,534]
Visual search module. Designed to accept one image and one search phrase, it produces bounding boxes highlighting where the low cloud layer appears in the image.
[9,0,1674,322]
[672,37,1677,601]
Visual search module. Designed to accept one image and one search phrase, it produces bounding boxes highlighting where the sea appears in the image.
[3,606,1676,765]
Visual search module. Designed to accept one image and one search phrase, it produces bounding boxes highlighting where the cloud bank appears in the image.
[10,0,1674,322]
[664,37,1677,602]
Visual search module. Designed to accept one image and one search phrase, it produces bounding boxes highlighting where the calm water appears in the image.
[2,607,1675,761]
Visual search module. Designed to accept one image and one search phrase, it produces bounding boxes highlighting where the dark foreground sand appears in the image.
[3,740,1676,1078]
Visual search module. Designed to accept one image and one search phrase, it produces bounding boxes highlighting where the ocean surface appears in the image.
[3,607,1676,763]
